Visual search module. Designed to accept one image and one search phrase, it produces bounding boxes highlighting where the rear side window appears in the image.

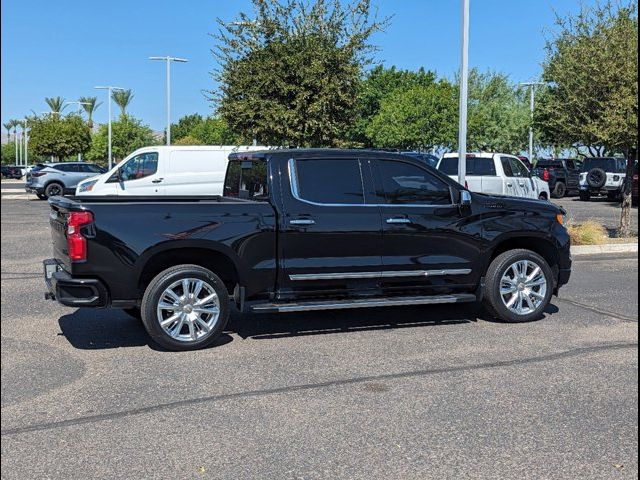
[438,157,496,176]
[119,152,158,181]
[377,160,452,205]
[224,160,269,201]
[293,159,364,205]
[79,164,103,173]
[55,163,79,172]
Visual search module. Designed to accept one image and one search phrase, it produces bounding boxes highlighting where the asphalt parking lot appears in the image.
[1,193,638,479]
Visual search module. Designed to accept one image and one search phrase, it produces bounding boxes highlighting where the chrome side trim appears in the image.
[251,293,477,313]
[289,268,472,281]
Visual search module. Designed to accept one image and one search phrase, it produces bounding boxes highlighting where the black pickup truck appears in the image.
[44,149,572,351]
[534,158,581,198]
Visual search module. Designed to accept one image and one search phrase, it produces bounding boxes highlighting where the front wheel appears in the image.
[44,182,64,199]
[140,264,229,351]
[483,249,554,323]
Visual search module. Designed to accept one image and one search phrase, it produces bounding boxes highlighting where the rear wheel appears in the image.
[44,182,64,199]
[579,191,591,201]
[552,182,567,198]
[140,265,229,351]
[483,249,553,323]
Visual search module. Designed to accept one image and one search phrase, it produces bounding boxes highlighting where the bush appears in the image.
[568,220,608,245]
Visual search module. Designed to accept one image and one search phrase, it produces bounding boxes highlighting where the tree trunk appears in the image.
[618,147,636,238]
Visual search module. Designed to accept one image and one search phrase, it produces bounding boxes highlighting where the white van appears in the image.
[76,145,268,196]
[437,152,551,200]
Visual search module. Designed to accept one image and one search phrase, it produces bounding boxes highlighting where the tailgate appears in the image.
[48,197,91,272]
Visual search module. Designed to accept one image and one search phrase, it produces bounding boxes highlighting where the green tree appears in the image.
[365,81,457,150]
[112,90,134,118]
[85,115,157,163]
[351,65,437,146]
[3,122,13,141]
[213,0,388,147]
[173,135,205,146]
[28,114,91,160]
[79,96,102,129]
[45,97,67,114]
[2,141,17,165]
[171,114,205,141]
[536,1,638,236]
[191,117,242,144]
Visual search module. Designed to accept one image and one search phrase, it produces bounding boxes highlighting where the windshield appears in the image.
[582,158,626,173]
[438,157,497,176]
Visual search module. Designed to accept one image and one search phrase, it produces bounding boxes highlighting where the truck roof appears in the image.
[228,148,424,161]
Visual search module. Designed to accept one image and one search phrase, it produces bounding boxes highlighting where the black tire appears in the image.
[586,168,607,189]
[140,264,229,351]
[552,182,567,199]
[538,193,548,201]
[44,182,64,199]
[483,249,554,323]
[123,307,142,321]
[579,191,591,201]
[36,193,47,200]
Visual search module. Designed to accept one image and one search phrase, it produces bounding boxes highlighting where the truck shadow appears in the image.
[57,302,560,350]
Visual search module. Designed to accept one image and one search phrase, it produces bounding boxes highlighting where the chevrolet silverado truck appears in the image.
[44,149,572,351]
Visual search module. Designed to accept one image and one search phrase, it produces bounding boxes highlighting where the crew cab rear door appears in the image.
[276,156,383,299]
[370,157,480,293]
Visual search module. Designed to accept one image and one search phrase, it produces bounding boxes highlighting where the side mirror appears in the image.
[460,190,472,206]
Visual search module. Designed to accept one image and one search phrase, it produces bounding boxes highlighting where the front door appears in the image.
[509,156,536,198]
[112,151,165,195]
[277,156,383,300]
[371,157,481,294]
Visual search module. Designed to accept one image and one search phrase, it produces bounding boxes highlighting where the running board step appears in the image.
[251,293,477,313]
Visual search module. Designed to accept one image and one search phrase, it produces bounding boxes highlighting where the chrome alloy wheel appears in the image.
[156,278,220,342]
[499,260,548,316]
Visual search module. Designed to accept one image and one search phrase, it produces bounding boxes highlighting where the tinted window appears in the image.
[224,160,269,201]
[439,157,496,176]
[119,153,158,181]
[54,163,79,172]
[294,159,364,204]
[501,157,515,177]
[377,160,451,205]
[79,164,103,173]
[536,160,562,168]
[509,158,531,178]
[582,158,626,173]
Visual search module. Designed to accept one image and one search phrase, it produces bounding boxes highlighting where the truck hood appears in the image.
[472,192,565,215]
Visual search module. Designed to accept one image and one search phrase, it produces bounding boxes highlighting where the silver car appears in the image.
[25,162,105,199]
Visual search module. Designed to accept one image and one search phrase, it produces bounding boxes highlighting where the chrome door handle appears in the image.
[386,218,411,224]
[290,219,315,225]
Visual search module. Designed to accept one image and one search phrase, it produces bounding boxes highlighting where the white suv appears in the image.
[437,153,551,200]
[578,157,627,201]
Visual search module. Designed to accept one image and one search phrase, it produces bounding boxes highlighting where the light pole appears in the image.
[519,82,545,163]
[65,101,91,161]
[149,56,188,145]
[458,0,470,186]
[23,118,28,167]
[95,86,125,170]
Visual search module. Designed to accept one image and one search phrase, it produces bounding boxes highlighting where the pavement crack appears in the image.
[556,297,638,322]
[1,341,636,437]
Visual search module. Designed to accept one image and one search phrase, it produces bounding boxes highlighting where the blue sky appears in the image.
[1,0,595,131]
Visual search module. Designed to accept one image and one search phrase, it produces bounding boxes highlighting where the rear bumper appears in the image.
[43,259,108,307]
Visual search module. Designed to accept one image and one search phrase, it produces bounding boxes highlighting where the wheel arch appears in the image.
[486,235,560,274]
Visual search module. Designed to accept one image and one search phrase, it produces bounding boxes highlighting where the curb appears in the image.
[571,243,638,256]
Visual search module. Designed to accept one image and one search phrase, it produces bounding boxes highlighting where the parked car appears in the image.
[76,145,267,196]
[578,157,627,201]
[399,151,440,168]
[533,158,581,198]
[25,162,105,199]
[44,149,571,351]
[437,153,551,200]
[1,165,23,179]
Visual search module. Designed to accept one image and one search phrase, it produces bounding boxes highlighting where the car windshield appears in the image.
[582,158,626,173]
[438,156,497,176]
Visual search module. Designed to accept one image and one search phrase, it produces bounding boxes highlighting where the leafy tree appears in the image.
[171,114,205,141]
[365,81,457,150]
[45,97,67,114]
[351,65,437,146]
[465,70,530,153]
[213,0,388,147]
[536,1,638,236]
[3,122,13,141]
[28,114,91,160]
[79,96,102,129]
[85,115,157,163]
[112,90,134,118]
[2,141,17,165]
[171,114,246,145]
[173,135,205,146]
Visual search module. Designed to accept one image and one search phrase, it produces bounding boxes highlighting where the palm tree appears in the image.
[3,122,13,142]
[112,89,134,117]
[79,96,102,129]
[45,96,67,115]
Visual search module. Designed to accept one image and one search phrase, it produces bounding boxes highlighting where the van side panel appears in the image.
[164,149,230,195]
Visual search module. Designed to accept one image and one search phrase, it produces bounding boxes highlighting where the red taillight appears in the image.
[542,169,551,182]
[31,171,48,177]
[67,211,93,262]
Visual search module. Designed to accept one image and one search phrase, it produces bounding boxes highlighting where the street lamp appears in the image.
[94,86,125,170]
[458,0,470,186]
[65,101,91,161]
[149,56,188,145]
[519,81,546,163]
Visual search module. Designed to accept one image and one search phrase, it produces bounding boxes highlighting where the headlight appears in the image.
[78,180,98,193]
